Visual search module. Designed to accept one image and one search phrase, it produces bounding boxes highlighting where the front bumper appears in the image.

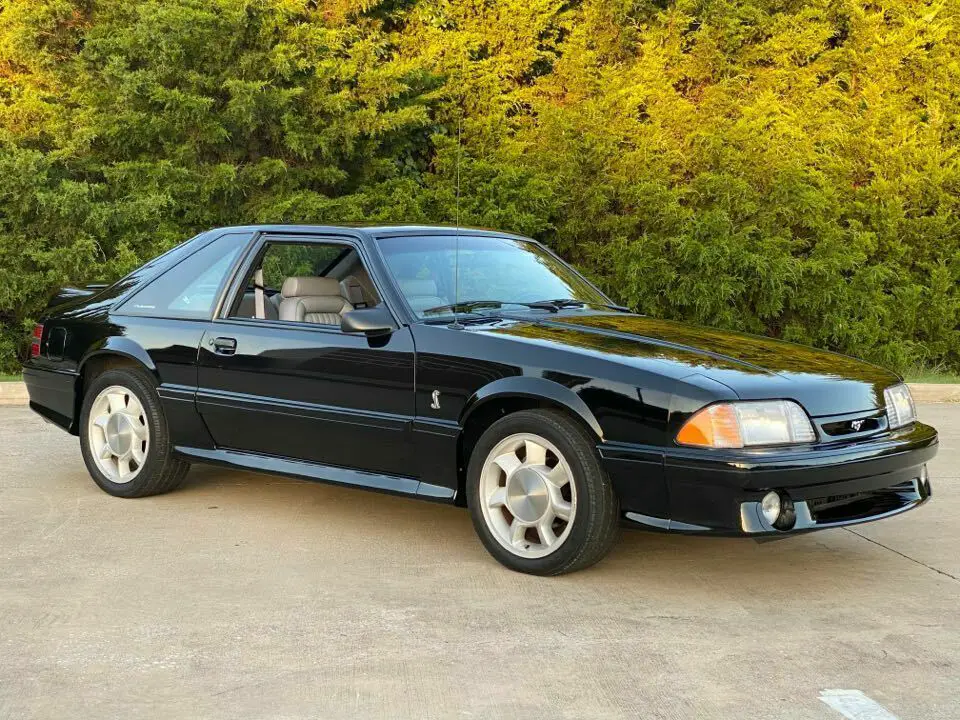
[737,468,931,534]
[618,422,938,536]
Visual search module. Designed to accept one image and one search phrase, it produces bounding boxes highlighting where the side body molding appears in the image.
[460,376,604,440]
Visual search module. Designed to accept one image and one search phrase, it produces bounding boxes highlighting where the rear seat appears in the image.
[279,276,353,325]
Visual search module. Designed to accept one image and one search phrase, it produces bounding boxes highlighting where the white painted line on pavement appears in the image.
[819,689,899,720]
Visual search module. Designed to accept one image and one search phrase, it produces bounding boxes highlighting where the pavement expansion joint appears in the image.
[844,527,960,583]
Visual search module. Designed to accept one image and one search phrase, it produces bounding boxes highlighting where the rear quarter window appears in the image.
[118,233,249,319]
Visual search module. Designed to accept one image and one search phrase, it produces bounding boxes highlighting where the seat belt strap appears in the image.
[254,268,266,319]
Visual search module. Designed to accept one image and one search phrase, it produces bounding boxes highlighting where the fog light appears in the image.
[761,491,781,524]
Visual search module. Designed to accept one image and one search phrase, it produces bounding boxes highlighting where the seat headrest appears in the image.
[281,276,342,298]
[400,279,438,296]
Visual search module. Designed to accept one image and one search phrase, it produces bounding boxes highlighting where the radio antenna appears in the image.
[450,55,465,330]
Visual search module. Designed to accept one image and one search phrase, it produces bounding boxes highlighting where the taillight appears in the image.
[30,324,43,358]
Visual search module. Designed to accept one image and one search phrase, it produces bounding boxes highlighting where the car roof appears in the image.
[206,224,532,242]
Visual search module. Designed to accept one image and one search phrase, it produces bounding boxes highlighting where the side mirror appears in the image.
[340,305,395,336]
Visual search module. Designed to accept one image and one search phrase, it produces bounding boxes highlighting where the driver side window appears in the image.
[229,241,379,326]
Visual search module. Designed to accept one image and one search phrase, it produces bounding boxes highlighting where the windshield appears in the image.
[375,235,609,317]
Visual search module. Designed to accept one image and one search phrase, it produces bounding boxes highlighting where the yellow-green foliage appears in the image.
[1,0,958,373]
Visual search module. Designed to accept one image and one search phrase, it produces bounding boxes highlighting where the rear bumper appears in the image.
[22,365,78,433]
[613,422,938,535]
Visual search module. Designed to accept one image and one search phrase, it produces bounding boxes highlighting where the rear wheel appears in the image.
[467,409,619,575]
[79,367,189,498]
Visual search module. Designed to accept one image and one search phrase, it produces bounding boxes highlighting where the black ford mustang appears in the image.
[23,225,937,575]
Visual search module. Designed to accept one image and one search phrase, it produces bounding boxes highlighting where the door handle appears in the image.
[211,336,237,355]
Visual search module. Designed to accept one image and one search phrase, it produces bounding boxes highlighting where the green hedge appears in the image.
[1,0,958,374]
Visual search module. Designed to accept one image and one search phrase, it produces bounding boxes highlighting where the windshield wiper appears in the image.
[423,298,633,316]
[526,299,633,313]
[422,300,558,315]
[526,298,585,311]
[593,302,633,313]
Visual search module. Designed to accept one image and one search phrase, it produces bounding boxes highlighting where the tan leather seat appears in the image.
[235,291,280,320]
[340,276,375,308]
[341,266,379,307]
[400,279,447,314]
[279,277,353,325]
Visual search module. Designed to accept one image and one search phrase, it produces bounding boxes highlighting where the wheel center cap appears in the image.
[506,467,549,523]
[105,413,133,456]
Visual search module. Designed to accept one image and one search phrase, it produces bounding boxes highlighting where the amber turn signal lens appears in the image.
[676,404,744,448]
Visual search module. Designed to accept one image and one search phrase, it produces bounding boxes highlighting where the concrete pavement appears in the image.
[0,405,957,719]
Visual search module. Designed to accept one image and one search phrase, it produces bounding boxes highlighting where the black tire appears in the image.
[79,367,189,498]
[467,409,619,575]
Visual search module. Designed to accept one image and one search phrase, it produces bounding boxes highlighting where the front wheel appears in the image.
[79,367,189,498]
[467,409,619,575]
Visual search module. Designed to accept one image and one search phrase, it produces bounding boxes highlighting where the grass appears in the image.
[904,371,960,384]
[0,373,22,383]
[903,364,960,384]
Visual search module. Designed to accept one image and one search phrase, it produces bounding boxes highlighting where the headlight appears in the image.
[884,383,916,429]
[676,400,816,448]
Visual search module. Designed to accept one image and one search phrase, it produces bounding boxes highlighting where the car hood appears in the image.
[487,313,900,417]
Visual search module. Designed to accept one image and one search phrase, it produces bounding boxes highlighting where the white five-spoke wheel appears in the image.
[467,409,620,575]
[88,385,149,483]
[79,367,189,498]
[479,433,577,558]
